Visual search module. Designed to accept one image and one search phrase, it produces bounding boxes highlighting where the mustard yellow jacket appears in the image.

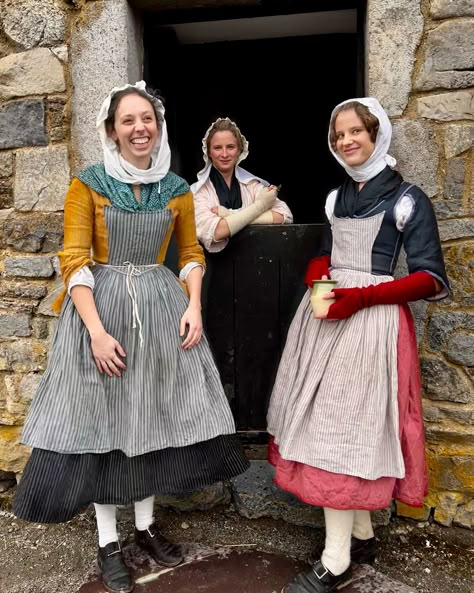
[53,178,205,313]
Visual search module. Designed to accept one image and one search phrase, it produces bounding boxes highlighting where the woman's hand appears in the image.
[314,289,334,319]
[90,330,127,377]
[211,205,231,217]
[180,304,203,349]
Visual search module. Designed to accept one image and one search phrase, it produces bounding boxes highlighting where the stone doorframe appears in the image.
[71,0,421,173]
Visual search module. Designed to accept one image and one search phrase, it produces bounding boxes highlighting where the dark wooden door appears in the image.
[200,223,323,431]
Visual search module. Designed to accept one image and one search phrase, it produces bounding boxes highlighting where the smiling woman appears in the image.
[107,91,160,170]
[13,81,249,593]
[191,117,293,252]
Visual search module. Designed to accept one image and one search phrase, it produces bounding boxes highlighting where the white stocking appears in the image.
[94,503,118,548]
[352,510,374,540]
[134,496,155,531]
[321,508,354,576]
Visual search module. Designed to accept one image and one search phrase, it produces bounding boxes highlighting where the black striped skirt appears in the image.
[13,434,249,523]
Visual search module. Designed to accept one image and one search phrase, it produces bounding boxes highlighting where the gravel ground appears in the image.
[0,492,472,593]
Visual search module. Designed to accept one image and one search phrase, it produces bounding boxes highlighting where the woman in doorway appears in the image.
[267,98,449,593]
[14,82,249,593]
[191,117,293,252]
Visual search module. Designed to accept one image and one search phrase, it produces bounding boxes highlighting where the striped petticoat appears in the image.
[14,434,249,523]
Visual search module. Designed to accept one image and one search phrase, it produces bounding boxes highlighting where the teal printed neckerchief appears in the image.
[77,163,189,212]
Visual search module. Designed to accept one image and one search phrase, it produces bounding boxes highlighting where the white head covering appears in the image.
[96,80,171,185]
[190,117,268,194]
[328,97,397,183]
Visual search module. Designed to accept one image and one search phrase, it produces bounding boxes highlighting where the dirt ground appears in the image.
[0,492,473,593]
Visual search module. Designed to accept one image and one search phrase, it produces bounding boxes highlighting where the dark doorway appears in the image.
[143,6,364,438]
[144,9,363,223]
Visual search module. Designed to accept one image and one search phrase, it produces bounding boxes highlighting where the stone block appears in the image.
[418,91,474,121]
[0,48,66,100]
[428,311,474,352]
[424,400,474,425]
[0,151,13,178]
[0,339,47,372]
[442,243,474,306]
[156,482,231,511]
[433,492,467,527]
[445,124,474,158]
[428,450,474,494]
[438,219,474,241]
[231,461,390,528]
[431,0,474,19]
[444,157,465,200]
[420,356,472,403]
[47,96,69,143]
[446,332,474,367]
[0,372,37,424]
[0,282,48,300]
[390,120,439,197]
[395,501,431,521]
[0,314,31,338]
[2,0,67,50]
[2,212,63,253]
[0,178,13,208]
[14,146,70,212]
[366,0,423,116]
[416,21,474,91]
[37,281,63,317]
[0,100,47,150]
[454,499,474,529]
[0,426,30,473]
[31,317,50,339]
[4,256,54,278]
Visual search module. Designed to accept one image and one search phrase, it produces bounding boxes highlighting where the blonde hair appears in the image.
[206,118,244,155]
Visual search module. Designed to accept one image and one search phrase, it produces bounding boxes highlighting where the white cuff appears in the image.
[179,262,205,281]
[68,266,95,295]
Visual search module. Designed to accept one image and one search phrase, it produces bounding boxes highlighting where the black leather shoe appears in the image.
[309,536,376,565]
[135,524,183,567]
[97,541,134,593]
[282,560,352,593]
[350,536,376,564]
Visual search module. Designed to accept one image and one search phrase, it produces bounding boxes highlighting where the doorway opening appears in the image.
[143,2,365,224]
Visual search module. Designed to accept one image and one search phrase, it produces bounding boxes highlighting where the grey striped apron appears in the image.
[267,212,405,480]
[22,207,237,457]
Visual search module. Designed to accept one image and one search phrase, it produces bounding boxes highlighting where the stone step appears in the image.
[155,461,391,529]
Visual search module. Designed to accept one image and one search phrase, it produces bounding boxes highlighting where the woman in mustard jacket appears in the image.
[14,81,249,593]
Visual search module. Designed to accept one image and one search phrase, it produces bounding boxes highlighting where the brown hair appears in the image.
[329,101,379,150]
[206,118,244,155]
[105,87,164,135]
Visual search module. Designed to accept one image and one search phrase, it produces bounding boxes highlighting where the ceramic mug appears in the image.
[310,280,338,316]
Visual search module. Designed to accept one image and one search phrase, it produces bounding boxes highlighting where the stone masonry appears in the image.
[0,0,472,529]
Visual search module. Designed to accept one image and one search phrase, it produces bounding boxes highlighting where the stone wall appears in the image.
[367,0,474,529]
[0,0,473,526]
[0,0,72,488]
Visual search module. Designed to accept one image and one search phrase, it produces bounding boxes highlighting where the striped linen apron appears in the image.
[14,207,249,522]
[267,212,405,481]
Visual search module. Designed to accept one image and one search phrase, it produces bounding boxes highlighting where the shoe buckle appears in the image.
[146,527,156,539]
[313,562,329,580]
[107,543,121,557]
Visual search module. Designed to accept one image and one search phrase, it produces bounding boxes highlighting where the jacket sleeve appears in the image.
[174,191,206,272]
[402,186,449,300]
[57,178,95,290]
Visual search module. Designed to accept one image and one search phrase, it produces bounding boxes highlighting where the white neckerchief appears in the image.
[97,80,171,185]
[328,97,397,183]
[190,117,268,194]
